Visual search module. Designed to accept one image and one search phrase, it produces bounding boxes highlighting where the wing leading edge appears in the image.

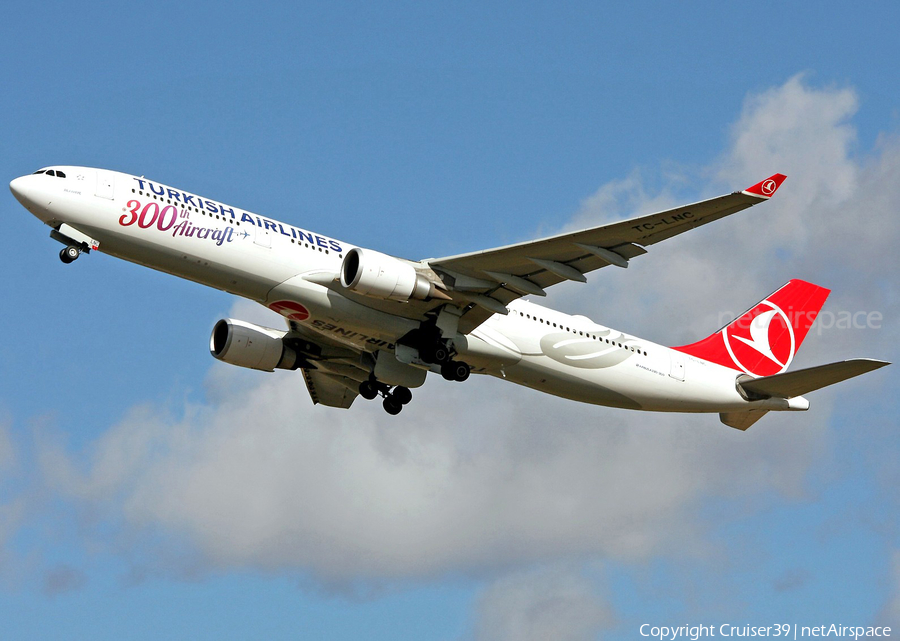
[427,174,787,333]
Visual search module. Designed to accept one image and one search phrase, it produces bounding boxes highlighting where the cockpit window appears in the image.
[55,171,66,178]
[32,169,65,177]
[33,169,47,175]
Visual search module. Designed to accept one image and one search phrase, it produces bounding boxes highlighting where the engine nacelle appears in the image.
[209,319,301,372]
[340,247,436,302]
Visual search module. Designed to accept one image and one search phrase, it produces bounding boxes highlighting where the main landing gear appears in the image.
[423,340,470,382]
[359,378,414,415]
[414,332,471,383]
[361,317,472,414]
[59,245,81,264]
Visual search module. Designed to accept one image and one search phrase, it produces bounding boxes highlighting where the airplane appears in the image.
[9,166,889,429]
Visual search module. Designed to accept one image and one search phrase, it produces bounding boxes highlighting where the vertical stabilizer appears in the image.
[674,280,830,377]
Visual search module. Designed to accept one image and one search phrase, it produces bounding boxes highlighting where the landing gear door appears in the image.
[669,353,685,381]
[95,171,115,200]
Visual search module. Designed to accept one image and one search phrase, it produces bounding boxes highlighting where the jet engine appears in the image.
[340,248,440,302]
[210,319,301,371]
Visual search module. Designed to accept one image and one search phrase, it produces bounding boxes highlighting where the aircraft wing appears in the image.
[428,174,786,333]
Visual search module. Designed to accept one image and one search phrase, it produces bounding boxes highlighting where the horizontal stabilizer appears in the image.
[720,410,769,431]
[738,358,890,399]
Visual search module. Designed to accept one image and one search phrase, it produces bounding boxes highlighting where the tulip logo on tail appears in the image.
[673,279,831,378]
[722,300,795,376]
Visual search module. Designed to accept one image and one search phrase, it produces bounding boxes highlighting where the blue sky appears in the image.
[1,3,899,639]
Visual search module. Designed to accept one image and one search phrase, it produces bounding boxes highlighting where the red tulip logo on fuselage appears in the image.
[722,300,795,377]
[268,300,310,322]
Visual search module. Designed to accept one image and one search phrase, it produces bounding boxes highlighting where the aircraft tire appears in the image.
[441,361,470,381]
[392,386,412,405]
[440,362,455,381]
[452,361,470,382]
[421,342,450,365]
[383,397,403,415]
[60,246,80,263]
[359,380,378,400]
[432,344,451,364]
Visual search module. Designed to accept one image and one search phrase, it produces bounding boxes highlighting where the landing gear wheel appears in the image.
[442,361,470,382]
[391,386,412,405]
[383,397,403,415]
[60,246,80,264]
[359,380,378,400]
[432,344,451,364]
[421,343,451,365]
[452,361,470,382]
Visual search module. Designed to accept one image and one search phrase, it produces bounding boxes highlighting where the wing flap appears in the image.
[302,369,359,409]
[738,358,890,399]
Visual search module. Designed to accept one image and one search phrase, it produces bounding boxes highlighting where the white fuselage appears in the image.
[11,166,799,414]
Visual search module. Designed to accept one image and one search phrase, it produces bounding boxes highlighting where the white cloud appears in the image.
[473,564,613,641]
[37,325,830,585]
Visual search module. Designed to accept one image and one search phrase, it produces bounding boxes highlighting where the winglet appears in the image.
[742,173,787,199]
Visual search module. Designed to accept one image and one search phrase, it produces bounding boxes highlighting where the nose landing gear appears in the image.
[59,246,81,264]
[50,224,98,264]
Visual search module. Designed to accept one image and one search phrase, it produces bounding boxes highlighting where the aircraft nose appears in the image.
[9,174,43,207]
[10,174,52,219]
[9,175,29,202]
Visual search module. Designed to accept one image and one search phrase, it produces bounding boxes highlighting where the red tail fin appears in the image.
[674,280,831,377]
